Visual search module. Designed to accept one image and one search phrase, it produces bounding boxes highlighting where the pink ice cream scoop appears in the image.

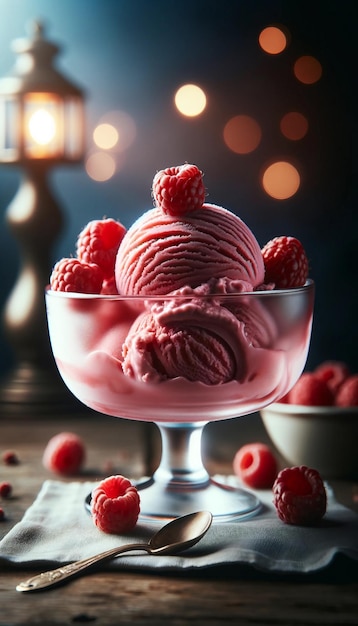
[122,299,246,385]
[115,203,264,296]
[117,164,269,385]
[121,285,277,386]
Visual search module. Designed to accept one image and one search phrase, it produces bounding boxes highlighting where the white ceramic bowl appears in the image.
[260,403,358,479]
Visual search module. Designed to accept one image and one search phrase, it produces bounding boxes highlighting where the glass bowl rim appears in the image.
[45,279,314,301]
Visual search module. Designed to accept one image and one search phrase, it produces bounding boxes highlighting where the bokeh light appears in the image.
[258,26,288,54]
[93,123,119,150]
[262,161,301,199]
[85,152,116,182]
[294,55,322,84]
[280,112,309,140]
[223,115,262,154]
[174,84,207,117]
[98,110,137,152]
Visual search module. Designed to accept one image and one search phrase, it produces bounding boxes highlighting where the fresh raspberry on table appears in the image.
[314,360,350,394]
[77,218,126,279]
[273,465,327,525]
[261,236,309,289]
[42,432,86,476]
[335,375,358,406]
[152,164,206,216]
[2,450,19,465]
[91,475,140,534]
[50,258,103,294]
[233,443,278,489]
[0,482,12,498]
[288,372,334,406]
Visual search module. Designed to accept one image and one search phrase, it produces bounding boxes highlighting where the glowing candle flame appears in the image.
[28,108,56,145]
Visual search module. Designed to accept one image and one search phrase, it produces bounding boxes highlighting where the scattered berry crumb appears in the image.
[273,465,327,525]
[233,443,278,489]
[43,432,86,476]
[2,450,19,465]
[0,482,12,498]
[91,474,140,534]
[0,507,5,521]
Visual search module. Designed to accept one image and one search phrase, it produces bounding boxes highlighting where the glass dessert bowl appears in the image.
[46,281,314,522]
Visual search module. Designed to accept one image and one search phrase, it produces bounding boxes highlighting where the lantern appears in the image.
[0,21,85,413]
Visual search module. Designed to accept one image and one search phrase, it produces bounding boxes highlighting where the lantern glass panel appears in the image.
[23,93,64,159]
[64,96,84,160]
[0,97,21,161]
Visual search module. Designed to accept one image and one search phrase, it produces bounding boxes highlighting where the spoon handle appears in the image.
[16,542,149,592]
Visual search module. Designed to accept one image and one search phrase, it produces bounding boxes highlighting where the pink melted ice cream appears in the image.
[46,286,313,421]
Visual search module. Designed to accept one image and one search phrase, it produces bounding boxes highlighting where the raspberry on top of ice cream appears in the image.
[152,164,206,216]
[115,164,266,296]
[49,163,309,298]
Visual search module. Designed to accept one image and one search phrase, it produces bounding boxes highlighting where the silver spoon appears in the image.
[16,510,212,592]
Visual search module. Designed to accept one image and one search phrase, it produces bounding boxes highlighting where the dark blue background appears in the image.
[0,0,356,379]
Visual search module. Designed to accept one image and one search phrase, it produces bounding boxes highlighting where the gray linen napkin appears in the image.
[0,479,357,574]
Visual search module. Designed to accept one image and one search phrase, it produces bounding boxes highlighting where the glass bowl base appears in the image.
[134,474,262,523]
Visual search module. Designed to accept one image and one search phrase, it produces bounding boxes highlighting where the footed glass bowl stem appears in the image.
[154,422,210,488]
[137,421,261,522]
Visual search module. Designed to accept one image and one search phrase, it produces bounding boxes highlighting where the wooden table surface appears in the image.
[1,406,358,626]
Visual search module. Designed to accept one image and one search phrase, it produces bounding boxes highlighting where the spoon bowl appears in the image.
[16,510,213,592]
[148,510,213,554]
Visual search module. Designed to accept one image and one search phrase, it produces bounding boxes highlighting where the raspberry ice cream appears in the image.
[121,282,277,385]
[46,287,313,421]
[47,163,313,421]
[115,203,265,296]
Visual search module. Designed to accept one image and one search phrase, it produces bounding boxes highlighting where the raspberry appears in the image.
[335,375,358,406]
[2,450,19,465]
[101,276,119,295]
[0,507,5,521]
[314,360,350,394]
[289,372,334,406]
[277,391,290,404]
[91,475,140,534]
[261,236,309,289]
[233,443,278,489]
[273,466,327,525]
[43,432,86,476]
[77,218,126,279]
[152,164,206,216]
[50,258,103,294]
[0,482,12,498]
